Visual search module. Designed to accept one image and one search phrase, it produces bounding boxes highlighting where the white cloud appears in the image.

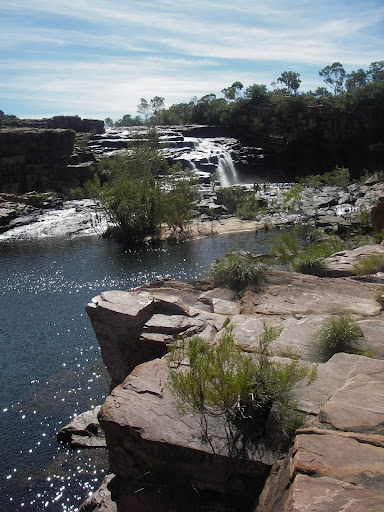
[0,0,383,118]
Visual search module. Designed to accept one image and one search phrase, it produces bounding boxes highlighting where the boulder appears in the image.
[57,406,106,448]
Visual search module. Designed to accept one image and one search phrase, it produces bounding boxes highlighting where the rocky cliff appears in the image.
[0,116,104,193]
[81,244,384,511]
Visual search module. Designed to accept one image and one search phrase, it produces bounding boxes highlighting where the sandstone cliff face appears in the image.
[83,253,384,511]
[0,127,99,193]
[0,115,104,193]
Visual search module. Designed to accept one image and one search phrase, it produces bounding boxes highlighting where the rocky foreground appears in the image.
[66,243,384,512]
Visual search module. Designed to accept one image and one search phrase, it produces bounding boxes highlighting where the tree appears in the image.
[244,83,268,101]
[104,117,114,128]
[312,86,332,98]
[345,69,367,92]
[221,81,244,101]
[277,71,301,94]
[368,61,384,83]
[87,143,199,243]
[137,96,165,124]
[114,114,143,127]
[319,62,346,94]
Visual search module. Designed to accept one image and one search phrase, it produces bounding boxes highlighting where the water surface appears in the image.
[0,230,278,511]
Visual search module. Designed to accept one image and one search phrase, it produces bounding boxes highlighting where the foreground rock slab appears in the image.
[83,270,384,511]
[99,356,275,503]
[256,355,384,512]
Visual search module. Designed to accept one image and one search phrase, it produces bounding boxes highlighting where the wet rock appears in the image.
[79,474,117,512]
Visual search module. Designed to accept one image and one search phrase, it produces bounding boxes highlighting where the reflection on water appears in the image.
[0,230,281,511]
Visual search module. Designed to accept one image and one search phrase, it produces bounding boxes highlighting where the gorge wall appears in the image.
[0,116,104,194]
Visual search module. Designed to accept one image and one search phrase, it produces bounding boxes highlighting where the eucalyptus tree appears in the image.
[319,62,346,94]
[277,71,301,94]
[221,81,244,101]
[137,96,165,125]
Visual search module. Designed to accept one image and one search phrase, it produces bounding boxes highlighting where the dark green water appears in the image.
[0,231,279,511]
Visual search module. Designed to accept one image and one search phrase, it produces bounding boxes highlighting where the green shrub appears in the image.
[352,254,384,275]
[282,184,303,211]
[314,313,364,361]
[167,325,316,449]
[292,239,343,275]
[67,186,87,200]
[269,230,300,267]
[293,257,326,275]
[297,174,323,189]
[209,252,267,292]
[323,166,350,188]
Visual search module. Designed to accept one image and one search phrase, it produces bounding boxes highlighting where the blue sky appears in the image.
[1,0,383,121]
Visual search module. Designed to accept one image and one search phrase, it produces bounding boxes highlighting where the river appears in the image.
[0,228,283,511]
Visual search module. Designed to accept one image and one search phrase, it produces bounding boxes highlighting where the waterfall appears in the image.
[217,154,239,187]
[185,137,240,186]
[91,128,250,186]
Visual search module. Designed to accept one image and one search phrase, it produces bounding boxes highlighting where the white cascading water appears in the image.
[182,137,240,186]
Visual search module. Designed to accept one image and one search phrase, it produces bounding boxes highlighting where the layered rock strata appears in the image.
[83,256,384,510]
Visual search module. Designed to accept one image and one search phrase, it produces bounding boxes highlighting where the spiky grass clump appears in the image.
[314,313,364,361]
[293,257,326,275]
[352,254,384,276]
[209,252,267,292]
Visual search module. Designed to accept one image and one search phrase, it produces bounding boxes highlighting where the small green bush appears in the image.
[293,257,326,275]
[167,325,316,449]
[282,184,303,211]
[323,166,350,188]
[292,239,343,275]
[352,254,384,275]
[209,252,267,292]
[269,230,300,267]
[314,313,364,361]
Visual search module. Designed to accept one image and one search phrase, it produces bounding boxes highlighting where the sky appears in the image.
[1,0,383,121]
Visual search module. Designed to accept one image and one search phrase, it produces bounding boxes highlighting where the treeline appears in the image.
[109,61,384,127]
[108,61,384,174]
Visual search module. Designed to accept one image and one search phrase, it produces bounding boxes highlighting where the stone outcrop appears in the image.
[256,353,384,512]
[83,260,384,510]
[0,127,97,193]
[323,243,384,277]
[57,406,106,448]
[2,114,104,133]
[0,116,103,194]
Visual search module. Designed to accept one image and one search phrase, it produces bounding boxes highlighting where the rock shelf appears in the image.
[81,248,384,511]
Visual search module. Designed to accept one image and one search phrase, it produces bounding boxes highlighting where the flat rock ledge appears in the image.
[82,262,384,511]
[323,243,384,277]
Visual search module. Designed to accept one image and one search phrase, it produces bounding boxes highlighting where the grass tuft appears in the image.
[314,313,364,361]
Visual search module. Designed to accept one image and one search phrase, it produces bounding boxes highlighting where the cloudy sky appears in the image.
[1,0,383,121]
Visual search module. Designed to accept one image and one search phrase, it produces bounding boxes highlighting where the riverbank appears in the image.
[2,179,383,242]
